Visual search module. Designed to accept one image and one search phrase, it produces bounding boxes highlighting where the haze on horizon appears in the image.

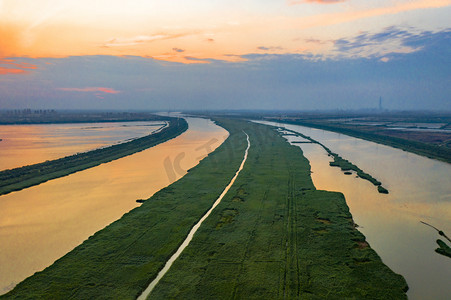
[0,0,450,111]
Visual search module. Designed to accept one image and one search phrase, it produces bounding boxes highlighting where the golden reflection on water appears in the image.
[0,117,228,294]
[0,122,163,171]
[273,123,451,300]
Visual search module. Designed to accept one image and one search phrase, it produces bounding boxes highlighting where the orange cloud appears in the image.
[0,0,449,64]
[0,67,28,75]
[102,34,187,48]
[293,0,451,30]
[0,60,37,70]
[57,87,120,94]
[0,58,37,75]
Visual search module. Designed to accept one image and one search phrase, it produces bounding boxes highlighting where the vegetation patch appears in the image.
[316,217,331,224]
[231,186,247,202]
[356,241,370,249]
[231,196,244,202]
[421,221,451,259]
[378,186,389,194]
[436,240,451,258]
[215,209,239,229]
[313,228,329,235]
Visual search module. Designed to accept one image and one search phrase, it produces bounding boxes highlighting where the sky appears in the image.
[0,0,450,111]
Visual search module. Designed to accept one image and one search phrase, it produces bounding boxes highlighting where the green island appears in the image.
[279,127,389,194]
[421,221,451,259]
[2,118,408,299]
[0,117,188,196]
[436,240,451,258]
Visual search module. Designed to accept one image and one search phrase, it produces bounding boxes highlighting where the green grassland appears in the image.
[0,118,187,196]
[2,118,407,299]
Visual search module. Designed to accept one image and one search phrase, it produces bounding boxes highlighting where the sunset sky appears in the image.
[0,0,450,110]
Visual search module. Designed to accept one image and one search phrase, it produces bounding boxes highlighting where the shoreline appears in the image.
[270,119,451,164]
[0,117,188,196]
[275,126,389,194]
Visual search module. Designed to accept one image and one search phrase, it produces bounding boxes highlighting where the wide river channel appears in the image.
[0,117,228,294]
[0,121,167,171]
[258,121,451,300]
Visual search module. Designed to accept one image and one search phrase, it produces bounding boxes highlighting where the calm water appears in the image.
[0,121,165,171]
[0,117,228,294]
[259,121,451,300]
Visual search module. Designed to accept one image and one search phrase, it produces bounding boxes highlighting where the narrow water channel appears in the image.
[0,117,228,295]
[258,121,451,300]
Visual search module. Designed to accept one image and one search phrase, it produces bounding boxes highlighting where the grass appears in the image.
[2,118,407,299]
[0,117,188,196]
[151,119,407,299]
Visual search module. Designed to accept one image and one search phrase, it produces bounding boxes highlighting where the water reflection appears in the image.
[0,117,228,294]
[0,121,165,171]
[258,121,451,300]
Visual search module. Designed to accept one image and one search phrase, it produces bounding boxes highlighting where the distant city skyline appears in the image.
[0,0,450,111]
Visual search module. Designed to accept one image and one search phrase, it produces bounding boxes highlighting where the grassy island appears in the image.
[272,119,451,164]
[0,117,188,196]
[2,118,407,299]
[278,127,389,194]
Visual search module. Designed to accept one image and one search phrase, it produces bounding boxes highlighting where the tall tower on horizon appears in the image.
[379,96,382,111]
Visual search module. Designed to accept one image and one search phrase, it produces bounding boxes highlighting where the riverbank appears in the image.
[0,117,187,196]
[270,119,451,164]
[277,126,389,194]
[2,118,407,299]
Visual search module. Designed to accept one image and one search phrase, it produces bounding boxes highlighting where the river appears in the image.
[258,121,451,300]
[0,117,228,295]
[0,121,166,171]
